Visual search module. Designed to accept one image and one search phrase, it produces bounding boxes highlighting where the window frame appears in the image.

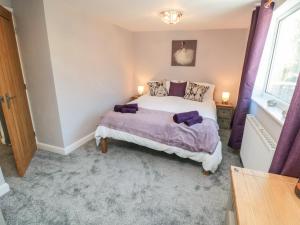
[261,2,300,109]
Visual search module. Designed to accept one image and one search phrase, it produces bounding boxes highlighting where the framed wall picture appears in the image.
[171,40,197,67]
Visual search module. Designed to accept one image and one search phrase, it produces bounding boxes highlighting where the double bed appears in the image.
[95,94,222,173]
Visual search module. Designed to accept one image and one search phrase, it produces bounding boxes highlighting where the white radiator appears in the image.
[240,114,276,172]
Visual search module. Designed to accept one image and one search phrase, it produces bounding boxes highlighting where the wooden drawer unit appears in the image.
[217,108,233,119]
[218,118,231,129]
[216,103,234,129]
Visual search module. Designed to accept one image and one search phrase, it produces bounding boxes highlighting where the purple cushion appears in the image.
[168,82,187,97]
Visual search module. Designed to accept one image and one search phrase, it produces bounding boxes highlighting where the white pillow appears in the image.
[147,81,168,97]
[193,82,215,101]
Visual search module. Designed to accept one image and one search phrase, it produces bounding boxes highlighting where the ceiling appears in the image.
[71,0,260,31]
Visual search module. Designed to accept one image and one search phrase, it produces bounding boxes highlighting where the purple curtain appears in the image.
[228,0,274,149]
[269,76,300,178]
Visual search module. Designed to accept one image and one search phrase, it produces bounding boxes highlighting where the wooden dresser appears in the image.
[227,166,300,225]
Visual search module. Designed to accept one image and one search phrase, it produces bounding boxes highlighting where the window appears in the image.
[265,5,300,104]
[253,2,300,124]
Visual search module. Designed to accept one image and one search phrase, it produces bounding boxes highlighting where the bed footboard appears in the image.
[100,138,108,153]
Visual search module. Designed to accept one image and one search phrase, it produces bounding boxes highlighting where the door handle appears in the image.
[5,94,16,109]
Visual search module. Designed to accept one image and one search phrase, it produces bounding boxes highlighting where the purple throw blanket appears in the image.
[99,108,219,154]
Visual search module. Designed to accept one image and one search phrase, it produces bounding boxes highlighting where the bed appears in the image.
[95,94,222,173]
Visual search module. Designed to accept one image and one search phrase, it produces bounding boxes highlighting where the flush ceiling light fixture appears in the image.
[160,10,183,25]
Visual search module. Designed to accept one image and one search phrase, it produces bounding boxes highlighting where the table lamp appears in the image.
[222,92,230,105]
[137,85,144,96]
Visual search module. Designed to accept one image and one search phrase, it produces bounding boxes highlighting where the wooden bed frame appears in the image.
[99,137,211,175]
[100,138,108,153]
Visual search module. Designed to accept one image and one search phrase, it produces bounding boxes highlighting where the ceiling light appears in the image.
[160,10,183,25]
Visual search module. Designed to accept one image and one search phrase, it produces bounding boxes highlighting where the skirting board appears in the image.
[0,183,9,197]
[37,132,95,155]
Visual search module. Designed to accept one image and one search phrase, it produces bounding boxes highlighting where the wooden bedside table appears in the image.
[129,95,140,101]
[216,103,234,129]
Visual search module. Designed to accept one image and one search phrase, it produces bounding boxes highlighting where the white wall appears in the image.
[43,0,135,146]
[12,0,64,147]
[11,0,134,148]
[10,0,249,150]
[133,29,248,104]
[0,0,11,7]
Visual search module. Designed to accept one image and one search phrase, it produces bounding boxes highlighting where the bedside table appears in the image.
[216,103,234,129]
[129,95,140,101]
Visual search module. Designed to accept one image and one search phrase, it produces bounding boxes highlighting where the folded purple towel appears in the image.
[114,103,138,112]
[120,107,137,113]
[125,103,138,109]
[173,111,199,123]
[184,116,203,126]
[114,105,123,112]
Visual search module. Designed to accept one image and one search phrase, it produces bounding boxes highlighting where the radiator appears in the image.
[240,114,276,172]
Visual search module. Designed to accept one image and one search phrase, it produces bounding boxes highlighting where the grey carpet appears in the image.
[0,129,241,225]
[0,145,16,178]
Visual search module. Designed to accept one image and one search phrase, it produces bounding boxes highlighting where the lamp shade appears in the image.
[222,92,230,104]
[137,85,144,95]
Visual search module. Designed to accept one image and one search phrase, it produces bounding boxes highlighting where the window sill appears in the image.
[251,96,285,126]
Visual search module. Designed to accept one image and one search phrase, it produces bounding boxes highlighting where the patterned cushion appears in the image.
[184,82,209,102]
[147,81,168,97]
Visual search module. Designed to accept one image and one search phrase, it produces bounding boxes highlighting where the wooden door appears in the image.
[0,6,37,176]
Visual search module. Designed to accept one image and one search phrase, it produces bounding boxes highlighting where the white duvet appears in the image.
[131,95,217,121]
[95,95,222,173]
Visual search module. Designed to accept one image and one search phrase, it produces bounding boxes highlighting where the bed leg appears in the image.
[100,138,108,153]
[202,170,211,176]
